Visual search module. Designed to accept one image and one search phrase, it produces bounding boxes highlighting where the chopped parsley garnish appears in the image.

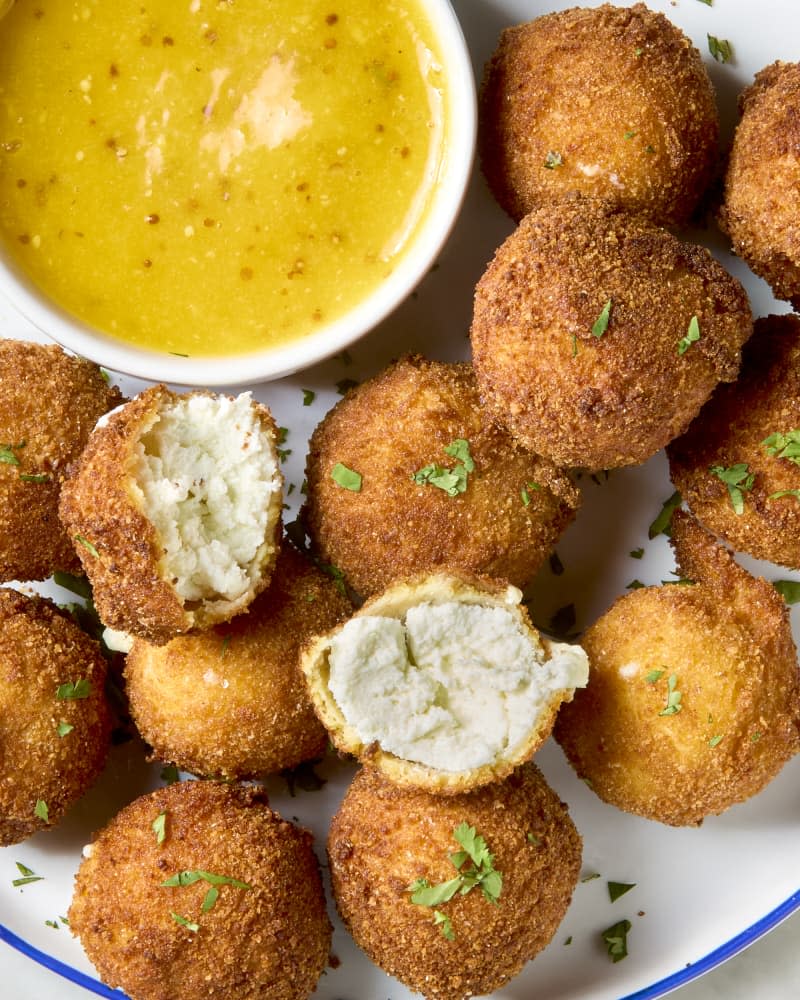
[201,886,219,912]
[648,491,681,538]
[408,823,502,940]
[319,561,347,596]
[762,429,800,466]
[331,462,362,492]
[56,721,74,738]
[627,579,645,590]
[433,910,454,940]
[770,489,800,502]
[412,439,475,497]
[152,811,167,845]
[548,602,576,637]
[0,441,24,465]
[645,669,665,684]
[581,872,601,883]
[773,580,800,605]
[219,635,231,659]
[608,881,636,902]
[160,764,181,785]
[12,862,43,888]
[677,315,701,356]
[629,547,644,559]
[526,832,541,846]
[710,463,754,515]
[697,0,712,6]
[161,870,251,890]
[275,426,291,462]
[623,130,637,140]
[302,389,316,406]
[602,919,632,962]
[521,481,541,506]
[336,377,359,395]
[171,912,199,932]
[658,673,682,716]
[544,150,563,169]
[709,734,723,748]
[34,799,49,822]
[45,919,59,929]
[75,534,99,558]
[19,473,50,483]
[53,572,93,600]
[708,34,733,63]
[56,678,91,700]
[591,299,613,338]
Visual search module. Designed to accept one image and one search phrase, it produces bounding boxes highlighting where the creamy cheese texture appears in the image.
[130,393,280,603]
[327,601,589,771]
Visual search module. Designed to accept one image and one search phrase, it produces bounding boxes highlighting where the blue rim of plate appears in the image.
[3,889,800,1000]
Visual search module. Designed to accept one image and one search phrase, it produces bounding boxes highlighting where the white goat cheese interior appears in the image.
[327,601,589,772]
[131,393,280,603]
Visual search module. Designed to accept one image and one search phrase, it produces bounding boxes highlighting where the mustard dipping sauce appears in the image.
[0,0,447,356]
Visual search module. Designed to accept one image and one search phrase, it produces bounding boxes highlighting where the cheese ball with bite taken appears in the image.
[479,3,719,226]
[471,197,753,470]
[301,572,588,794]
[125,543,352,779]
[329,763,581,1000]
[59,385,283,644]
[69,780,331,1000]
[720,61,800,308]
[0,339,122,583]
[301,355,579,599]
[0,588,111,845]
[554,511,800,827]
[668,313,800,569]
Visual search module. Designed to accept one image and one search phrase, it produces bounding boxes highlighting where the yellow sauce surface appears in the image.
[0,0,446,356]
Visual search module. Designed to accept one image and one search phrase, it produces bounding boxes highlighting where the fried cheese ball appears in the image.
[0,339,122,582]
[668,314,800,569]
[59,384,283,644]
[720,61,800,308]
[0,588,111,845]
[69,780,331,1000]
[301,356,579,598]
[471,197,753,469]
[329,764,581,1000]
[554,511,800,827]
[479,4,718,226]
[302,572,588,794]
[125,543,351,779]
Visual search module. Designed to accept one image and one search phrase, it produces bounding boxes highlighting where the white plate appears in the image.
[2,1,800,998]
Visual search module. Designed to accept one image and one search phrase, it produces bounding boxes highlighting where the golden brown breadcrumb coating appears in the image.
[720,61,800,308]
[125,543,351,779]
[668,313,800,569]
[69,780,331,1000]
[59,384,282,644]
[328,764,581,1000]
[479,3,718,226]
[301,356,579,599]
[471,197,753,470]
[0,588,111,845]
[0,339,122,583]
[554,511,800,827]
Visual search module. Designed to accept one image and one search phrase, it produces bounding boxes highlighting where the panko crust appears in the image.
[328,764,582,1000]
[479,3,719,226]
[125,543,352,779]
[0,588,111,845]
[59,384,282,644]
[69,780,331,1000]
[470,197,753,470]
[0,340,122,582]
[720,61,800,308]
[301,356,579,599]
[668,313,800,568]
[302,572,584,794]
[554,512,800,827]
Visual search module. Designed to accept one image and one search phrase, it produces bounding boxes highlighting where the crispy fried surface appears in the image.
[69,780,331,1000]
[668,314,800,568]
[470,197,753,469]
[328,764,581,1000]
[554,512,800,827]
[720,61,800,308]
[126,544,351,779]
[0,588,111,845]
[59,385,282,644]
[301,356,579,599]
[479,3,718,226]
[0,340,122,582]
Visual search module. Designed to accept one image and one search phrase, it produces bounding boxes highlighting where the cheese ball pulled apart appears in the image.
[69,780,331,1000]
[720,61,800,308]
[59,385,283,644]
[554,512,800,827]
[301,355,579,599]
[479,3,718,226]
[329,764,581,1000]
[668,313,800,569]
[0,588,111,845]
[0,339,122,582]
[302,573,588,794]
[125,543,352,779]
[471,197,753,470]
